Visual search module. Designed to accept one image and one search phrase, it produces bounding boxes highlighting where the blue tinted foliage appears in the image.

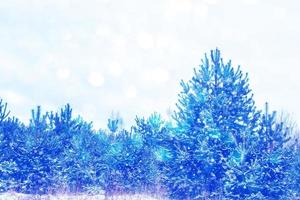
[0,49,299,199]
[163,49,296,199]
[164,49,260,199]
[293,143,300,196]
[224,103,295,199]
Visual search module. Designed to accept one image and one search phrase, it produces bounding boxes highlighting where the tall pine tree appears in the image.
[165,49,260,199]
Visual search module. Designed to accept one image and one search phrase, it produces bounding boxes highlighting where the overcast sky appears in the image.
[0,0,299,129]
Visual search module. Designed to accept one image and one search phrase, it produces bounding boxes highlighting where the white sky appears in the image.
[0,0,299,129]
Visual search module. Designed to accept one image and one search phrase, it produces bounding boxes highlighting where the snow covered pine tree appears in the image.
[0,100,19,192]
[224,103,295,199]
[163,49,293,199]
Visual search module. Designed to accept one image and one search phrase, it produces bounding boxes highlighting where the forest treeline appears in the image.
[1,49,300,199]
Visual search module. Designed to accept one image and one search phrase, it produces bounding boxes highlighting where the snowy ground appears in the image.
[0,192,166,200]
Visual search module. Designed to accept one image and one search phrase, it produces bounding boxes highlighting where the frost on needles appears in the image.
[0,49,299,200]
[164,49,296,199]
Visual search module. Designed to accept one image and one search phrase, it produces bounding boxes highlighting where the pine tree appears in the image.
[224,103,294,199]
[133,113,172,194]
[257,104,294,198]
[62,120,97,193]
[0,99,19,192]
[12,106,59,194]
[49,104,104,193]
[104,115,150,194]
[165,49,260,199]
